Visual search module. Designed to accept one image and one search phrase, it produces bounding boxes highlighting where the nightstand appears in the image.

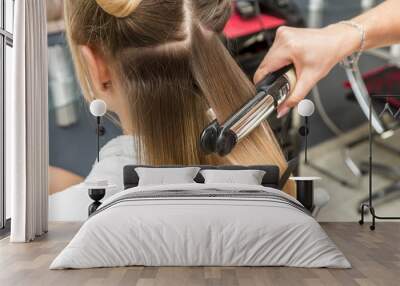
[289,177,321,211]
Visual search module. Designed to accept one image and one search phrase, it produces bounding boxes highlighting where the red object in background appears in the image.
[343,65,400,108]
[223,12,285,39]
[388,97,400,108]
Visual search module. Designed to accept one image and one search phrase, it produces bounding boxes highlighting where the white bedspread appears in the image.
[50,183,350,269]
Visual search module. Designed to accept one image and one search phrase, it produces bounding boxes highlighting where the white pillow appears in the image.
[135,167,201,186]
[200,169,266,185]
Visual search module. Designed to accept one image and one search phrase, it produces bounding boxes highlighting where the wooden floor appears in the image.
[0,222,399,286]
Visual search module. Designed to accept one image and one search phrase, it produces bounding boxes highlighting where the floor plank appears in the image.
[0,222,399,286]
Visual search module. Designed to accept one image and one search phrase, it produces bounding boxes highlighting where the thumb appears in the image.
[277,71,314,116]
[253,47,291,84]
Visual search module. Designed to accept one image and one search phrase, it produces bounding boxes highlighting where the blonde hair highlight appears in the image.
[95,0,141,18]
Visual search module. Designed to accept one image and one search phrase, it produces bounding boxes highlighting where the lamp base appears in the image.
[295,180,314,211]
[88,188,106,216]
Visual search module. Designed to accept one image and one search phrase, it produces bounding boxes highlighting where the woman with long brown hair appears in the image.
[50,0,295,220]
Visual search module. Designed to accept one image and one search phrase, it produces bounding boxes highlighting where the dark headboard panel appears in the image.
[123,165,280,190]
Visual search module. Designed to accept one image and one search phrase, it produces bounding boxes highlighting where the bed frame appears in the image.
[123,165,281,190]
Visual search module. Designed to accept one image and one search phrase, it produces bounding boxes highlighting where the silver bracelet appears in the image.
[339,21,366,70]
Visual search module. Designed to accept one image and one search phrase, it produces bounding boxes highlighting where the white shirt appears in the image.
[49,135,137,221]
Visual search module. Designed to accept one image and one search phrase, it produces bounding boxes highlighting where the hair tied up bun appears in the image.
[95,0,142,18]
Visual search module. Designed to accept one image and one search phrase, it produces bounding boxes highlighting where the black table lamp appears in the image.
[297,99,315,164]
[89,99,107,162]
[87,99,107,216]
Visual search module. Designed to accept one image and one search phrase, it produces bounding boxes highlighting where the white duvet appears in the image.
[50,183,350,269]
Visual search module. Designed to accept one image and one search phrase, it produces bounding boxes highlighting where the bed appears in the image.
[50,165,350,269]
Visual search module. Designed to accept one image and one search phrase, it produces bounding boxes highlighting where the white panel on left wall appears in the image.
[5,0,14,33]
[5,43,13,219]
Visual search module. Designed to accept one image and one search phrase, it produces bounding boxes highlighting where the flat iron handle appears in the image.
[256,64,296,95]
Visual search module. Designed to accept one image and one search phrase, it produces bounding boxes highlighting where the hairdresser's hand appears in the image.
[254,24,361,118]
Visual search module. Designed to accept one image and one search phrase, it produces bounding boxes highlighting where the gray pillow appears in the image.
[200,169,266,185]
[135,167,201,186]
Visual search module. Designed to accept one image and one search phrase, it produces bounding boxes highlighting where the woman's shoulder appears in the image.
[99,135,136,160]
[85,135,137,190]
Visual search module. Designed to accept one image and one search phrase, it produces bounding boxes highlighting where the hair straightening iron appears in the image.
[200,65,297,156]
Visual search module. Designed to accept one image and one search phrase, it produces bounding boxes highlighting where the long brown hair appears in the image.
[64,0,295,196]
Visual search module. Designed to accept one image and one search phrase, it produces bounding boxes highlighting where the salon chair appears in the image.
[343,62,400,213]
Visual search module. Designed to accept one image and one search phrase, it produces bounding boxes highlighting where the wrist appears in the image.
[324,23,363,62]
